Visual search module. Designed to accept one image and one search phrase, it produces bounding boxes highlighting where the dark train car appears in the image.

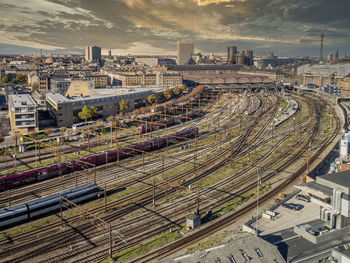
[0,184,104,228]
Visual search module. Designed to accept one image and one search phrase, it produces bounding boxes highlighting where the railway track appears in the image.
[0,92,332,263]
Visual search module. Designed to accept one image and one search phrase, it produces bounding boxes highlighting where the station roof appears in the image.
[294,181,333,199]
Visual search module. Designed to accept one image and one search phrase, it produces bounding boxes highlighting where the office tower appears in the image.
[227,46,237,64]
[235,53,245,65]
[176,41,194,65]
[85,46,101,62]
[108,50,112,58]
[320,33,325,62]
[242,50,254,66]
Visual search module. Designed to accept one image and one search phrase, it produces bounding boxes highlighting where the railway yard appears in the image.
[0,87,343,263]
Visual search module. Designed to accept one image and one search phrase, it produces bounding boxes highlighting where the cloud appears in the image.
[0,0,349,56]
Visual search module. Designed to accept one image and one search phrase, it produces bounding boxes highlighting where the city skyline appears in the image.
[0,0,349,56]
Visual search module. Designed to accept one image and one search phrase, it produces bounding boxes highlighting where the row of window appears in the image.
[15,114,35,119]
[15,120,35,127]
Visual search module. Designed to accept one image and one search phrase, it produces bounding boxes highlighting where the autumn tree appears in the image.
[163,89,172,99]
[0,135,4,143]
[44,128,53,135]
[133,109,140,115]
[119,99,129,113]
[0,75,9,84]
[172,86,181,96]
[147,94,156,105]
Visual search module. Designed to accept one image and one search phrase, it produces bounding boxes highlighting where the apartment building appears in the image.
[8,94,38,133]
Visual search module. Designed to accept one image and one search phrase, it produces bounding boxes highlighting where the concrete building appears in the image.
[235,53,246,65]
[227,45,238,64]
[156,73,183,88]
[8,94,38,133]
[135,56,159,67]
[264,171,350,263]
[46,87,161,127]
[85,46,101,62]
[65,80,95,97]
[176,41,194,65]
[50,78,72,96]
[160,235,285,263]
[85,75,109,87]
[242,50,254,66]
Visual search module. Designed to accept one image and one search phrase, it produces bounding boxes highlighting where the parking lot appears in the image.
[251,192,320,235]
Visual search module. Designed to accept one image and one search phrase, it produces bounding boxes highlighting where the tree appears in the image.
[119,99,129,113]
[133,109,140,115]
[147,94,156,105]
[0,135,4,143]
[180,84,188,92]
[172,87,181,96]
[78,106,97,122]
[106,115,114,124]
[44,128,53,135]
[0,75,9,84]
[12,74,28,84]
[28,131,38,138]
[163,89,172,99]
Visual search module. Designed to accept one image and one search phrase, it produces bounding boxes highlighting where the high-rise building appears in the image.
[85,46,101,62]
[227,46,237,64]
[235,54,245,65]
[176,41,194,65]
[108,50,112,58]
[242,50,254,66]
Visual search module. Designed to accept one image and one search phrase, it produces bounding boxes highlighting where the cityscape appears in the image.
[0,0,350,263]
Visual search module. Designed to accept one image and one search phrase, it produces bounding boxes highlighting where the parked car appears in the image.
[282,203,303,211]
[296,194,310,202]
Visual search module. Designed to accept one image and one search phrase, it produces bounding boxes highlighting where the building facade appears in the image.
[85,46,101,62]
[176,41,194,65]
[227,46,237,64]
[8,94,38,133]
[85,75,109,87]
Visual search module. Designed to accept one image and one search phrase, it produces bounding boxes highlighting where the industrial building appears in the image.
[8,94,38,133]
[176,41,194,65]
[160,235,285,263]
[46,87,162,127]
[264,171,350,262]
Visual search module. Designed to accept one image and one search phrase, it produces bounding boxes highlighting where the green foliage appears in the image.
[78,106,97,121]
[119,99,129,112]
[163,89,172,99]
[172,86,181,96]
[0,75,9,84]
[12,74,28,84]
[147,94,156,105]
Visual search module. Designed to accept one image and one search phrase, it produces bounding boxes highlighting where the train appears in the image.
[0,127,199,190]
[0,184,104,228]
[139,110,202,133]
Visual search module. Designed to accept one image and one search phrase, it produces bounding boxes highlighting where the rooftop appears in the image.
[161,235,285,263]
[263,227,350,262]
[317,170,350,189]
[8,94,37,109]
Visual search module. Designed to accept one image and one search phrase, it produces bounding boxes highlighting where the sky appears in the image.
[0,0,349,57]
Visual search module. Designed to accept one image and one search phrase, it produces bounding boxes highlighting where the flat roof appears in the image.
[263,227,350,262]
[8,94,37,109]
[294,181,333,199]
[317,171,350,189]
[160,235,285,263]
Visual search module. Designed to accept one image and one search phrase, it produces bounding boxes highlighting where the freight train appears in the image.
[0,127,199,190]
[139,110,202,133]
[0,184,104,228]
